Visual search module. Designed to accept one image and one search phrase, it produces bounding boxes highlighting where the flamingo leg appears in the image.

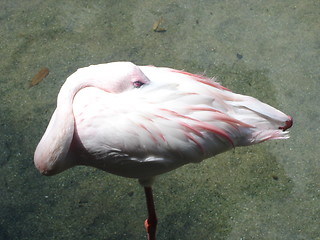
[144,186,157,240]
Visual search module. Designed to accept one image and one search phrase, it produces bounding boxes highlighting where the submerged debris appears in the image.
[29,67,49,88]
[153,17,166,32]
[236,53,243,60]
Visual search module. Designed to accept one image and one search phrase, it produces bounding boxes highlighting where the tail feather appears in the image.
[224,94,292,145]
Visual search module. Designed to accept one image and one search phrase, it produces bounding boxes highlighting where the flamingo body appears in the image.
[34,62,292,183]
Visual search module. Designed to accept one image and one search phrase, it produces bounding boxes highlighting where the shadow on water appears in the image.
[155,144,294,240]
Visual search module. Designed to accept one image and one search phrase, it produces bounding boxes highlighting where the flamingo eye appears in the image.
[133,80,145,88]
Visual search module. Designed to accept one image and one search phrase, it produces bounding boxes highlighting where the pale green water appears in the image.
[0,1,319,239]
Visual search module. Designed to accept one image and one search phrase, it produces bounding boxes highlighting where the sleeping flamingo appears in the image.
[34,62,292,240]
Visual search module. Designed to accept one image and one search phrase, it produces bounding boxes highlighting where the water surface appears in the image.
[0,0,319,239]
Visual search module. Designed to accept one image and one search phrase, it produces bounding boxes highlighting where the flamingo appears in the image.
[34,62,292,240]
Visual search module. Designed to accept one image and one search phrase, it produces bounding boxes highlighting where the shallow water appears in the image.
[0,0,319,239]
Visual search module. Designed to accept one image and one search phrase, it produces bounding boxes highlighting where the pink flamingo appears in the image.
[34,62,292,240]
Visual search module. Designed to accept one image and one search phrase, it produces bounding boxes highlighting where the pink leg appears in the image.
[144,186,157,240]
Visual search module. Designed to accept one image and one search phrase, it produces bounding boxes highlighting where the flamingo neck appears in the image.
[34,77,96,175]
